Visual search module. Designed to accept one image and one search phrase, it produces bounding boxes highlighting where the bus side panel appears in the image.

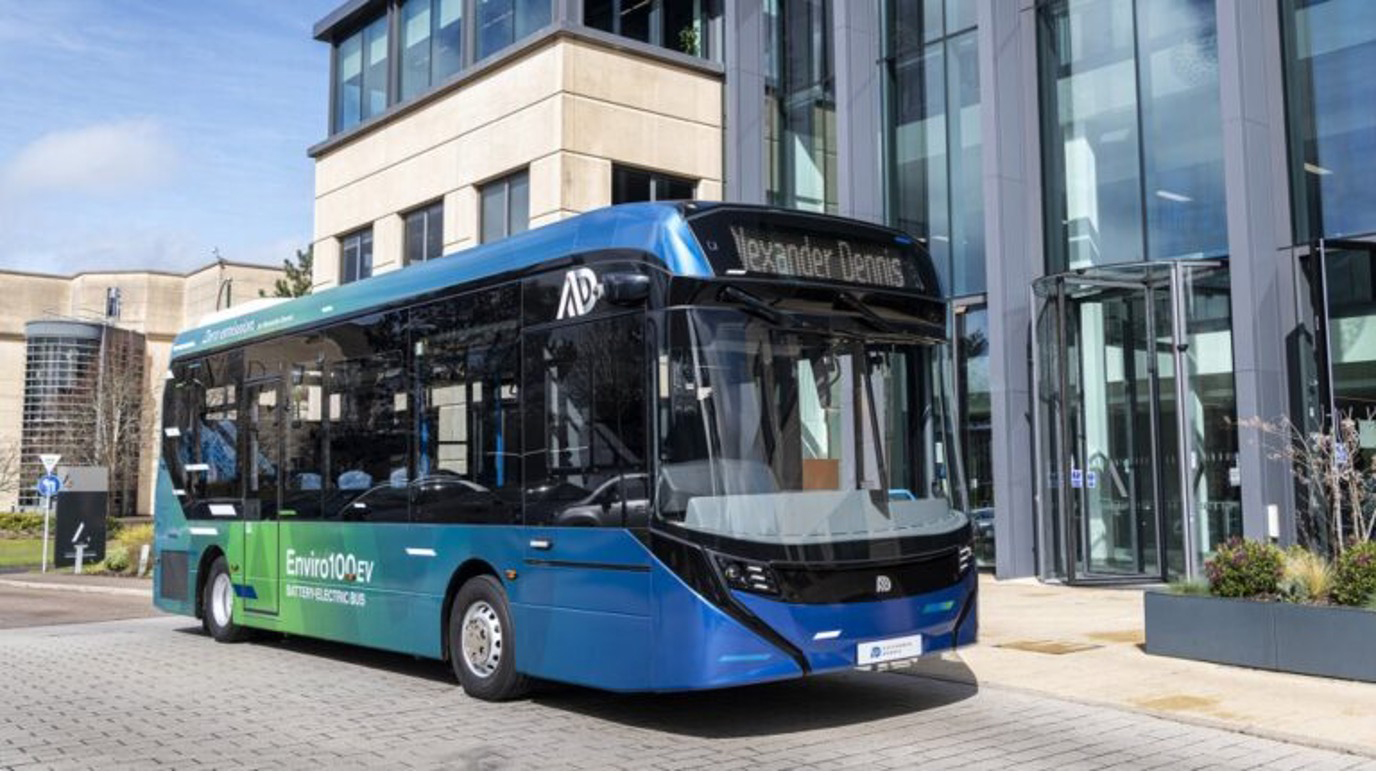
[152,464,195,616]
[152,464,236,619]
[256,521,441,657]
[649,560,802,691]
[511,529,654,690]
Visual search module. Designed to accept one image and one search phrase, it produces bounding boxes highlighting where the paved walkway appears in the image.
[910,575,1376,756]
[0,616,1373,770]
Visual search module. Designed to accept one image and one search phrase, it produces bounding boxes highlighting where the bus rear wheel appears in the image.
[202,555,247,643]
[449,576,529,701]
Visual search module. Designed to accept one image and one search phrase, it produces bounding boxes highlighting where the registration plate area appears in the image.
[856,634,923,667]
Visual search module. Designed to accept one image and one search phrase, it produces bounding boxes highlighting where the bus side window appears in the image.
[412,286,522,524]
[193,351,243,520]
[321,313,411,522]
[163,360,203,512]
[283,347,325,521]
[523,313,648,528]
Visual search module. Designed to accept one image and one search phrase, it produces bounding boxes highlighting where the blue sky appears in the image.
[0,0,342,274]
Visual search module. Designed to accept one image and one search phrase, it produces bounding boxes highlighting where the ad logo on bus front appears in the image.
[557,268,602,320]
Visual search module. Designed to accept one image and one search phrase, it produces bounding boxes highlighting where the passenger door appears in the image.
[242,378,281,615]
[518,311,654,687]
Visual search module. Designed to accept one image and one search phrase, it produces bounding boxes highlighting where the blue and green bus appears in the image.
[153,202,977,700]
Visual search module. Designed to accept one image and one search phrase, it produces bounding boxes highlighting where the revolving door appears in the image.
[1032,262,1240,583]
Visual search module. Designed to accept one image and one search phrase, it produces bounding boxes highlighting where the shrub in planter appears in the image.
[1331,540,1376,608]
[1279,546,1333,604]
[106,523,155,576]
[1204,537,1284,599]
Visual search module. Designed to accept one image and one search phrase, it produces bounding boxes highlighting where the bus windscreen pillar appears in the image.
[53,466,108,569]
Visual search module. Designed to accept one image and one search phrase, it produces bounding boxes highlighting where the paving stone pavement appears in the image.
[0,616,1373,771]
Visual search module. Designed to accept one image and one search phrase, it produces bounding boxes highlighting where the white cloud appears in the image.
[1,118,177,197]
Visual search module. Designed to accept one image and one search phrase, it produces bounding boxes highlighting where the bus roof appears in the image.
[171,202,713,358]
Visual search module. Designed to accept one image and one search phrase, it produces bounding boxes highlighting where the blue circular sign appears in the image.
[36,474,61,498]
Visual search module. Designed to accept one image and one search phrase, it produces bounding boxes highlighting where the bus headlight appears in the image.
[713,554,781,597]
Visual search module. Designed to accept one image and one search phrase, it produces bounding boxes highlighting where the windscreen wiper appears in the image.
[835,292,899,334]
[719,285,787,326]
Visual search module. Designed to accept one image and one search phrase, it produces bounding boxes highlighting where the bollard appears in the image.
[138,544,151,577]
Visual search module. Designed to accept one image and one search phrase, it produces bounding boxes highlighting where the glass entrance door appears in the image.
[1033,261,1235,582]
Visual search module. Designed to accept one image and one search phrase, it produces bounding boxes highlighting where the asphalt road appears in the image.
[0,584,164,630]
[0,604,1371,770]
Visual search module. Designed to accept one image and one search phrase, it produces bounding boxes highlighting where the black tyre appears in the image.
[449,575,529,701]
[202,555,248,643]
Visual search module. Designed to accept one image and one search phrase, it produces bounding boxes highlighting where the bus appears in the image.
[153,202,977,700]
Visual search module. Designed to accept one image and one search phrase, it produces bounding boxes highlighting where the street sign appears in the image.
[38,453,61,474]
[36,474,62,498]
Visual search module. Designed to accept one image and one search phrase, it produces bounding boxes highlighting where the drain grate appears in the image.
[996,639,1102,655]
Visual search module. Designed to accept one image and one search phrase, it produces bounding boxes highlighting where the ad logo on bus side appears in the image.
[557,268,602,320]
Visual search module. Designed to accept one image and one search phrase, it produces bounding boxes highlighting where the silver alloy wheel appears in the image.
[211,572,233,629]
[460,600,503,678]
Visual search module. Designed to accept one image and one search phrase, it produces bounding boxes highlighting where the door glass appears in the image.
[1069,281,1159,577]
[1180,265,1240,573]
[246,382,280,520]
[1033,281,1068,579]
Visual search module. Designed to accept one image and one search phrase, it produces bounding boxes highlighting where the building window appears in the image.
[765,0,836,214]
[340,228,374,284]
[1281,0,1375,241]
[400,0,464,101]
[584,1,722,59]
[334,14,390,133]
[480,170,530,243]
[475,0,550,61]
[883,0,983,297]
[1038,0,1227,272]
[404,201,445,263]
[611,165,697,204]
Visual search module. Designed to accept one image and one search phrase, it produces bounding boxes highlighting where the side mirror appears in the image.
[604,272,651,305]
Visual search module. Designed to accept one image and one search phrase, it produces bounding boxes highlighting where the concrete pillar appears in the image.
[723,0,767,204]
[978,0,1044,578]
[831,0,884,225]
[1216,0,1299,543]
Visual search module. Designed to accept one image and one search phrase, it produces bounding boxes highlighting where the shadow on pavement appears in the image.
[172,625,460,684]
[531,663,978,738]
[172,623,978,737]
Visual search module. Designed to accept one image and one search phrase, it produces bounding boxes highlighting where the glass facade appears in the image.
[1282,0,1375,241]
[1039,0,1227,271]
[335,15,390,133]
[476,0,549,60]
[399,0,464,101]
[584,0,722,60]
[331,0,550,134]
[20,323,146,515]
[884,0,984,297]
[765,0,836,213]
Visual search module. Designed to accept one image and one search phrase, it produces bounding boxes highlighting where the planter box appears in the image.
[1144,591,1375,682]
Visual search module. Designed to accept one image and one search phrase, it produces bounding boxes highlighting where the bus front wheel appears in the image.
[202,555,247,643]
[449,576,529,701]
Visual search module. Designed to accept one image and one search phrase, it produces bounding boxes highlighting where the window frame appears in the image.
[340,226,375,284]
[404,199,446,264]
[611,164,698,204]
[479,168,530,244]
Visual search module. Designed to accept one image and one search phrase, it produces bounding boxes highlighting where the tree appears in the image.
[61,335,156,518]
[0,440,22,506]
[261,246,313,298]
